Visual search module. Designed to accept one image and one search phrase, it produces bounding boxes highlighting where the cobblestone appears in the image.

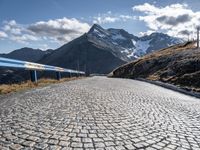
[0,77,200,149]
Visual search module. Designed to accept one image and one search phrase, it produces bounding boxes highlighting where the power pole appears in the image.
[197,27,200,48]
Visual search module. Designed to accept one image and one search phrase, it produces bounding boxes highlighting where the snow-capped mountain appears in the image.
[39,24,184,75]
[87,24,183,61]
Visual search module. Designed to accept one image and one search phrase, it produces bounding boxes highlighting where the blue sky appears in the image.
[0,0,200,53]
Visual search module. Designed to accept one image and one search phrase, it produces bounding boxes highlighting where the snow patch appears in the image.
[135,40,151,55]
[111,34,126,40]
[125,39,151,58]
[131,39,136,45]
[127,51,135,58]
[93,29,106,38]
[112,41,118,45]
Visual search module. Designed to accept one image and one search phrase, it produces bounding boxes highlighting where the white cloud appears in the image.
[28,17,90,43]
[38,44,51,50]
[133,3,200,39]
[139,30,155,36]
[3,20,23,35]
[93,11,135,24]
[2,20,39,44]
[0,31,7,38]
[10,34,38,44]
[119,15,137,21]
[93,16,119,24]
[1,18,90,44]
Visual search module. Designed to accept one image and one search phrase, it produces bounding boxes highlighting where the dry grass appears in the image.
[147,75,160,81]
[136,41,196,64]
[0,77,84,95]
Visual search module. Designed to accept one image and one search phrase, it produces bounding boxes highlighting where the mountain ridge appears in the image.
[86,24,183,60]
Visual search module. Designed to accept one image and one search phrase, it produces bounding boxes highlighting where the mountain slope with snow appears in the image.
[39,24,183,75]
[87,24,183,61]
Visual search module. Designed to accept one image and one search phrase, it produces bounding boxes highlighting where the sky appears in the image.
[0,0,200,53]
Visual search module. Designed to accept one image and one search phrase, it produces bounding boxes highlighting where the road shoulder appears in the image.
[137,78,200,99]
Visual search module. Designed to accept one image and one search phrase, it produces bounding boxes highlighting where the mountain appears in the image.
[87,24,183,60]
[39,24,183,74]
[0,47,53,62]
[39,34,126,75]
[111,41,200,92]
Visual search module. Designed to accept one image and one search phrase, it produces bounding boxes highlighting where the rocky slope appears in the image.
[39,34,126,75]
[111,42,200,92]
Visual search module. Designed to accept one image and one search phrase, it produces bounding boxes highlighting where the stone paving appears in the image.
[1,77,200,150]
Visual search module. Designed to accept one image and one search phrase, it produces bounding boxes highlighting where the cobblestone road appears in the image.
[1,77,200,150]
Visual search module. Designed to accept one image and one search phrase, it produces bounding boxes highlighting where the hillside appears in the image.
[0,47,53,62]
[111,41,200,92]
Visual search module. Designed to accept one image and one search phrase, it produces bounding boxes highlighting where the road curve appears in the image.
[0,77,200,150]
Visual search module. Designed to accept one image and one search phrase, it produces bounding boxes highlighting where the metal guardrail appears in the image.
[0,57,85,82]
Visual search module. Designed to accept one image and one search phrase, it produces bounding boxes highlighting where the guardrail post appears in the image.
[56,72,61,80]
[69,72,71,78]
[77,72,80,77]
[197,27,199,48]
[30,70,37,83]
